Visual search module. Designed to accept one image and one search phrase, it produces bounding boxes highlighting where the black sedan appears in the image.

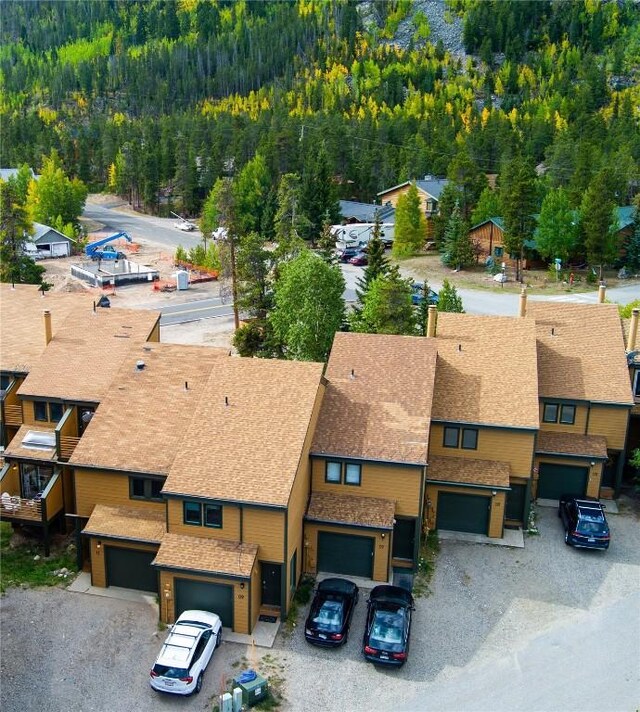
[363,585,414,666]
[304,578,359,647]
[558,495,610,550]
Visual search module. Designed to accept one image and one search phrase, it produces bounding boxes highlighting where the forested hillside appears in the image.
[1,0,639,219]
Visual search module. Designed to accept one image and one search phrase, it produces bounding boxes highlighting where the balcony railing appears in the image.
[0,494,42,521]
[3,405,22,426]
[58,436,80,461]
[0,466,63,524]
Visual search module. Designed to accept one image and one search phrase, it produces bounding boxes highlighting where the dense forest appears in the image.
[1,0,639,221]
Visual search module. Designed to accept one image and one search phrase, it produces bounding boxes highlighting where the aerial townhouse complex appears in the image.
[0,284,634,634]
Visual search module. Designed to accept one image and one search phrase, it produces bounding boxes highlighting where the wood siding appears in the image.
[74,468,165,517]
[46,473,64,519]
[470,222,507,264]
[1,462,20,492]
[539,403,588,434]
[429,425,535,477]
[425,484,505,538]
[311,459,422,516]
[167,499,240,541]
[147,321,161,342]
[303,522,389,582]
[587,406,629,450]
[21,400,58,428]
[89,538,158,589]
[251,559,261,630]
[286,384,325,596]
[243,508,285,562]
[533,456,601,499]
[158,569,251,634]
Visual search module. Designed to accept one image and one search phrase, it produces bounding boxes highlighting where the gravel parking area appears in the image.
[2,502,639,712]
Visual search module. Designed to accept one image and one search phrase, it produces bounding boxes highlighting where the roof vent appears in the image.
[458,344,462,352]
[136,360,145,371]
[143,346,152,352]
[225,396,229,407]
[184,381,189,391]
[551,327,555,336]
[350,369,355,380]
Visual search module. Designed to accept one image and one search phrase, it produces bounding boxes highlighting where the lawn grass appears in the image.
[0,522,77,593]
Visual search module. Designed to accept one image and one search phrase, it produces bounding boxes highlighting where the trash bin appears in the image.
[231,670,269,707]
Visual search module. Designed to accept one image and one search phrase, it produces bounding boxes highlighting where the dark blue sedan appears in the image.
[363,585,414,666]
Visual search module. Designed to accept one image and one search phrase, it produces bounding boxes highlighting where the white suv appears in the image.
[150,610,222,695]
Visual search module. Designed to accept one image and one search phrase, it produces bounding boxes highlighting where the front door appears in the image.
[261,562,282,607]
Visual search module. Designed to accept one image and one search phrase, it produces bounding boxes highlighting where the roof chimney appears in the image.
[518,287,527,318]
[629,308,639,351]
[426,305,437,338]
[43,310,52,346]
[598,283,606,303]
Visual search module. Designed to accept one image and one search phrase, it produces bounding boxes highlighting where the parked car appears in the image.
[304,578,359,647]
[349,251,368,266]
[176,219,196,231]
[337,246,359,262]
[558,495,610,550]
[411,282,439,307]
[363,585,414,666]
[150,610,222,695]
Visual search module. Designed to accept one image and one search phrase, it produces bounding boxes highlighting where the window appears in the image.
[184,501,202,525]
[325,461,342,484]
[129,476,164,502]
[461,428,478,450]
[494,247,504,257]
[634,371,640,400]
[49,403,64,423]
[543,403,558,423]
[20,463,53,500]
[204,504,222,528]
[345,463,361,486]
[290,549,297,592]
[443,426,460,448]
[559,405,576,424]
[34,400,48,421]
[0,374,11,391]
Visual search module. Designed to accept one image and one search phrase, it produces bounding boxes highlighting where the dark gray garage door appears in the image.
[537,463,588,500]
[436,492,490,534]
[317,532,374,578]
[175,578,233,628]
[105,546,157,592]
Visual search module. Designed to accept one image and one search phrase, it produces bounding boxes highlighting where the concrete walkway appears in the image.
[438,527,525,548]
[67,572,280,648]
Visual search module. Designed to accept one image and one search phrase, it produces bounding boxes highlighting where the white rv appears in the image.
[331,223,394,249]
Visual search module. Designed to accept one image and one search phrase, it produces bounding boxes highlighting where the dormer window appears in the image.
[543,402,576,425]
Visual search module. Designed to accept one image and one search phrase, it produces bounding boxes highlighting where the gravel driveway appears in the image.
[2,502,639,712]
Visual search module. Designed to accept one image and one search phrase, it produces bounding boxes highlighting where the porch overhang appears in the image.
[426,455,511,490]
[305,491,395,530]
[535,431,608,460]
[82,504,165,544]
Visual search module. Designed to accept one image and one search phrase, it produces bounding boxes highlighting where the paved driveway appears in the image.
[2,503,639,712]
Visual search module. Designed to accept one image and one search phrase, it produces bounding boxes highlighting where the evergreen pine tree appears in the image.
[442,202,474,270]
[437,279,464,313]
[355,213,389,305]
[624,202,640,273]
[393,183,427,258]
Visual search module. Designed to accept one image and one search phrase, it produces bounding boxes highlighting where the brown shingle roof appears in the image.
[17,307,160,403]
[427,455,511,488]
[163,358,324,506]
[432,314,539,428]
[4,425,57,461]
[0,284,93,374]
[536,431,608,459]
[527,303,633,405]
[312,333,437,464]
[82,504,165,543]
[152,533,257,578]
[306,491,395,530]
[69,343,228,473]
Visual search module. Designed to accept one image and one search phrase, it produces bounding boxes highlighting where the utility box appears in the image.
[232,670,269,708]
[176,270,189,290]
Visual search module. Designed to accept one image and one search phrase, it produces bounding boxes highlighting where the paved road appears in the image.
[85,200,639,323]
[159,297,233,326]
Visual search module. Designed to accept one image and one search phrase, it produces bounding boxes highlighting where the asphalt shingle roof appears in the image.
[17,306,160,403]
[312,333,438,464]
[152,533,257,578]
[526,302,633,405]
[535,431,608,459]
[82,504,166,543]
[3,425,57,461]
[432,314,540,428]
[427,455,511,488]
[163,358,325,506]
[69,343,228,473]
[306,491,395,530]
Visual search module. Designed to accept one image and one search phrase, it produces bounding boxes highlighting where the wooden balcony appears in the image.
[0,465,63,525]
[58,436,80,461]
[3,404,22,427]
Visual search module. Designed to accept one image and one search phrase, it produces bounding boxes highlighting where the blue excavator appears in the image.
[85,231,132,261]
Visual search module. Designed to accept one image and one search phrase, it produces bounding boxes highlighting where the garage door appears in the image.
[105,546,157,592]
[175,579,233,628]
[436,492,490,534]
[317,532,374,578]
[537,463,588,500]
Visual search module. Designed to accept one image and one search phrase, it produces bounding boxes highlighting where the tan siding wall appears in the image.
[251,559,261,630]
[533,457,602,499]
[429,425,534,476]
[46,473,64,519]
[1,463,20,493]
[74,468,165,517]
[303,523,389,582]
[21,401,57,428]
[62,466,74,515]
[287,384,325,596]
[158,570,251,634]
[425,484,504,538]
[244,508,285,562]
[89,539,158,590]
[311,459,422,516]
[167,499,240,541]
[147,321,161,343]
[587,407,629,450]
[539,404,588,434]
[58,407,79,439]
